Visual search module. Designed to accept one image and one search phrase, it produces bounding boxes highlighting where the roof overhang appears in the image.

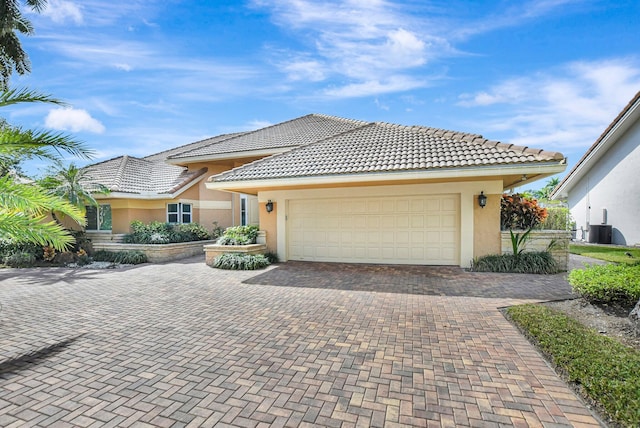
[165,147,294,166]
[205,161,567,196]
[551,92,640,199]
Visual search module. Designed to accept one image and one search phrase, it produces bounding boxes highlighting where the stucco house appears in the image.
[551,91,640,246]
[83,113,567,267]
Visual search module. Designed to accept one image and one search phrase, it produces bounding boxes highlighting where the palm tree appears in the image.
[1,87,94,250]
[39,161,110,225]
[535,177,561,200]
[0,0,47,89]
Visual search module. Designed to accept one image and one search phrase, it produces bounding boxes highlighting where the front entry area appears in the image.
[287,194,460,265]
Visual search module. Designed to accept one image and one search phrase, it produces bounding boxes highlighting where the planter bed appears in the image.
[204,243,267,266]
[93,240,217,263]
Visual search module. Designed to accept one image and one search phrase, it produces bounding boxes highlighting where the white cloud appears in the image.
[42,0,83,24]
[114,63,132,72]
[325,76,427,98]
[253,0,447,97]
[458,58,640,150]
[45,108,106,133]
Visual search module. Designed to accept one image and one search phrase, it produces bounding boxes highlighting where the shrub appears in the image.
[569,264,640,306]
[541,206,572,230]
[3,251,37,268]
[124,221,211,244]
[507,304,640,427]
[217,225,259,245]
[92,250,148,264]
[501,194,547,230]
[0,239,44,261]
[264,252,279,263]
[212,253,270,270]
[173,223,211,241]
[472,251,557,274]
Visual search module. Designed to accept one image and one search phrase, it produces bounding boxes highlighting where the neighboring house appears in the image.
[83,113,566,267]
[551,91,640,246]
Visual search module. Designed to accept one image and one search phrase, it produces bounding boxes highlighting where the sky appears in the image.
[5,0,640,189]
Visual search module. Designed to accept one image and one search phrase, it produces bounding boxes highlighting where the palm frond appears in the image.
[0,211,75,251]
[0,125,94,159]
[0,87,66,107]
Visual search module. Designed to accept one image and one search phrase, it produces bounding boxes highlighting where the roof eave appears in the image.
[164,147,295,165]
[205,162,567,194]
[551,92,640,199]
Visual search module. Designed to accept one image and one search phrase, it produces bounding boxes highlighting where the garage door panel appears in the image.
[288,195,459,265]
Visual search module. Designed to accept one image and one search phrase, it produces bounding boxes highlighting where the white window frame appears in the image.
[167,202,192,224]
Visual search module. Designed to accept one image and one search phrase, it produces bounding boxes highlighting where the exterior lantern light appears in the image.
[478,191,487,208]
[266,200,274,213]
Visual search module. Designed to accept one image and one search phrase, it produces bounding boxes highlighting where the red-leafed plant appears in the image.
[501,193,548,231]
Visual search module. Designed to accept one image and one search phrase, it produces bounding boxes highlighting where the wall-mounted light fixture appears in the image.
[265,200,274,213]
[478,191,487,208]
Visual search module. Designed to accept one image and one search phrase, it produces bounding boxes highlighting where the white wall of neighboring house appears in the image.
[568,118,640,246]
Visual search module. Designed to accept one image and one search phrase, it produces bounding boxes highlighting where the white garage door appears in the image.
[288,194,460,265]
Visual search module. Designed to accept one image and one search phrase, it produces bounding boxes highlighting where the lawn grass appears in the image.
[570,244,640,264]
[507,304,640,427]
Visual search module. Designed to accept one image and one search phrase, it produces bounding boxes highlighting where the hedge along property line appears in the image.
[507,304,640,427]
[569,263,640,306]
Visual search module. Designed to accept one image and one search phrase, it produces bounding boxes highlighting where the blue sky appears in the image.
[6,0,640,189]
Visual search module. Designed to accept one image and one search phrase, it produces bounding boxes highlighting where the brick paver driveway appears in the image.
[0,258,601,427]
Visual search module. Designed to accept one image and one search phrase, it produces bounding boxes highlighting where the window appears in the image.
[167,203,192,224]
[85,204,112,231]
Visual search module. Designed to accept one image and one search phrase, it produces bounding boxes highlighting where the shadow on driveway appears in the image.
[244,261,575,300]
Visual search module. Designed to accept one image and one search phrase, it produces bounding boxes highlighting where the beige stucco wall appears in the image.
[473,193,501,258]
[259,201,278,253]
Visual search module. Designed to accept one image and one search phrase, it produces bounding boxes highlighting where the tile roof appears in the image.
[211,121,565,182]
[167,114,368,160]
[144,132,246,162]
[83,155,206,194]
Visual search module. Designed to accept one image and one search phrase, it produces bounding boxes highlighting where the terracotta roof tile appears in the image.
[167,114,368,159]
[211,121,564,182]
[83,155,206,195]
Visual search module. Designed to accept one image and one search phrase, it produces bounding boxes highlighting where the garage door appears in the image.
[288,194,460,265]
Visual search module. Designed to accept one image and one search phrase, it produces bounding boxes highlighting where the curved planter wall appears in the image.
[92,240,217,263]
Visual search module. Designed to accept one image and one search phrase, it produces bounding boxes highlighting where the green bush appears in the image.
[472,251,557,274]
[0,239,44,261]
[92,250,148,264]
[173,223,211,241]
[2,251,37,268]
[217,225,259,245]
[212,253,270,270]
[569,264,640,306]
[507,304,640,426]
[541,206,572,230]
[124,221,211,244]
[264,252,279,263]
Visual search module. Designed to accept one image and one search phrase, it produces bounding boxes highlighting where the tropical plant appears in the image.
[38,161,109,226]
[123,220,212,244]
[217,225,259,245]
[472,251,557,274]
[509,228,533,256]
[0,88,93,250]
[0,0,47,89]
[533,177,561,201]
[500,193,547,230]
[212,253,270,270]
